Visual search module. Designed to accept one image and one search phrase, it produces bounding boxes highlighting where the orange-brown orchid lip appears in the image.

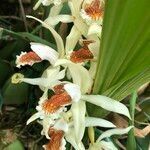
[84,0,104,21]
[18,51,42,66]
[70,40,94,63]
[53,84,66,95]
[44,129,64,150]
[42,92,72,114]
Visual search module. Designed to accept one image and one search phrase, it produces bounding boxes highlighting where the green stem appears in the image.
[127,91,137,150]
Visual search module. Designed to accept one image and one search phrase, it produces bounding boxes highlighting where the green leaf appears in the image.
[136,135,150,150]
[0,91,3,111]
[127,92,137,150]
[0,27,3,37]
[0,60,13,86]
[135,97,150,122]
[20,32,55,48]
[4,140,24,150]
[2,78,29,105]
[90,0,150,117]
[0,28,55,48]
[0,40,28,60]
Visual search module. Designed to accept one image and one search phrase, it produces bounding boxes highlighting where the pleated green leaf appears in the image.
[93,0,150,100]
[90,0,150,117]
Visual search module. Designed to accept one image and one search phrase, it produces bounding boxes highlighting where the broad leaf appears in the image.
[0,28,55,48]
[0,60,13,86]
[4,139,24,150]
[90,0,150,117]
[136,135,150,150]
[135,97,150,122]
[93,0,150,95]
[0,91,3,111]
[2,78,29,105]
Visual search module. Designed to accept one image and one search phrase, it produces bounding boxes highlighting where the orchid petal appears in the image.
[85,117,116,128]
[52,0,62,6]
[89,141,118,150]
[100,141,118,150]
[54,119,68,132]
[87,34,100,56]
[56,68,66,80]
[45,15,74,26]
[38,89,48,105]
[64,83,81,102]
[33,0,42,10]
[55,59,93,94]
[97,126,134,142]
[49,4,63,17]
[74,18,88,37]
[41,117,54,139]
[89,62,97,79]
[30,42,59,65]
[88,23,102,36]
[68,1,88,36]
[41,66,60,78]
[27,15,65,57]
[68,64,93,94]
[42,65,65,81]
[21,77,51,87]
[26,112,41,125]
[71,101,86,142]
[81,95,131,119]
[54,59,72,66]
[65,128,85,150]
[42,0,52,6]
[65,25,81,53]
[68,1,83,17]
[21,66,63,90]
[40,66,65,90]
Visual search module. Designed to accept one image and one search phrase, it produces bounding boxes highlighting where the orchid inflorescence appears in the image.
[12,0,133,149]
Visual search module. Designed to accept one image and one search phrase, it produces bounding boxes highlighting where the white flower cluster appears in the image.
[12,0,133,149]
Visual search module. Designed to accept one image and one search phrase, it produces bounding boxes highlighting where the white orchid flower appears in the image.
[41,118,85,150]
[62,115,117,150]
[16,42,59,68]
[15,16,93,93]
[65,83,131,120]
[62,83,131,145]
[25,82,128,150]
[26,82,117,149]
[64,0,103,79]
[65,0,104,53]
[55,59,93,94]
[80,0,104,25]
[38,0,103,53]
[70,0,104,36]
[89,126,133,150]
[15,49,93,94]
[44,1,75,28]
[16,15,65,68]
[41,112,117,150]
[26,90,67,139]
